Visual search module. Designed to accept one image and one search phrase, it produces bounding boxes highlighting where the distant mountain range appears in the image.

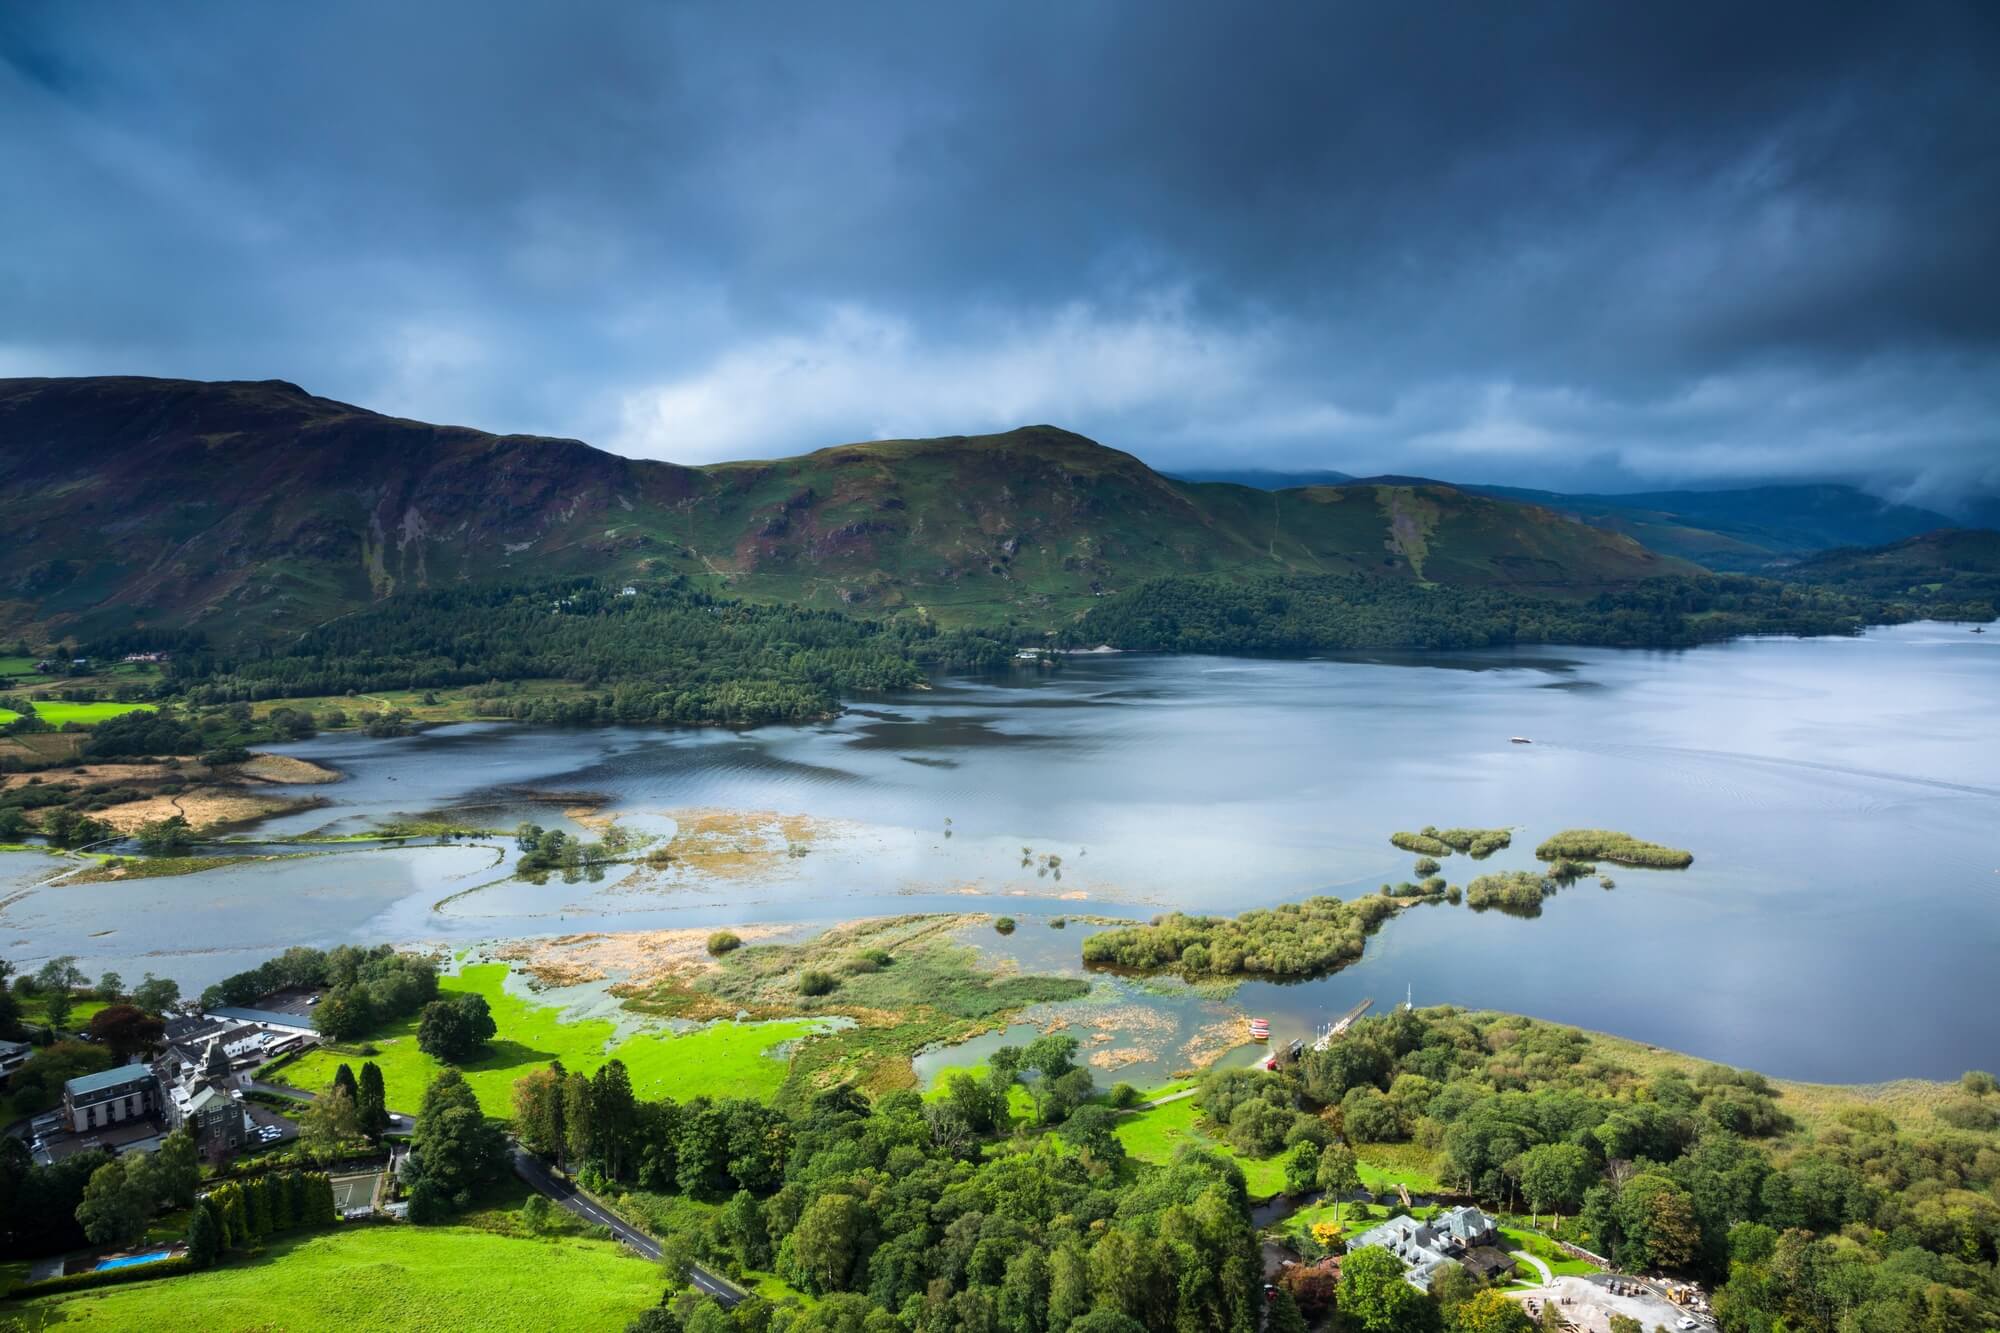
[1,377,1693,645]
[1176,468,1980,572]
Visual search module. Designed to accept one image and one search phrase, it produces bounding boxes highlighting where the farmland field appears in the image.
[276,963,823,1114]
[24,700,156,725]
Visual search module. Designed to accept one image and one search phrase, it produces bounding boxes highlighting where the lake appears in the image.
[3,620,1994,1083]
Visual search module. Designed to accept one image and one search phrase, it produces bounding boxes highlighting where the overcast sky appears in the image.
[3,3,1996,506]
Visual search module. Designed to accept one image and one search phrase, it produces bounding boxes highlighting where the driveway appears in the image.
[1511,1250,1554,1284]
[509,1146,744,1309]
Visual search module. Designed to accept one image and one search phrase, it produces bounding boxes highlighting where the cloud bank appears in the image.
[2,2,1995,506]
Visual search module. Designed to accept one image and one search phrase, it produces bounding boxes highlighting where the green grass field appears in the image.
[1498,1224,1600,1277]
[1112,1097,1289,1196]
[277,964,823,1114]
[8,1223,661,1331]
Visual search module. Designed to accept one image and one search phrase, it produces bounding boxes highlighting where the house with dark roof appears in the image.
[157,1037,253,1164]
[0,1037,32,1085]
[61,1063,160,1132]
[1346,1206,1501,1290]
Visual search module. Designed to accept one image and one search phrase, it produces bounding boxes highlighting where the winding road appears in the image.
[509,1147,745,1308]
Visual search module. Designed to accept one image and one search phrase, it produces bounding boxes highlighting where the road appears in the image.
[509,1146,744,1308]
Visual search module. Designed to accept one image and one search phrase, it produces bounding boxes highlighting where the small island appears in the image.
[1389,825,1511,858]
[1535,828,1694,868]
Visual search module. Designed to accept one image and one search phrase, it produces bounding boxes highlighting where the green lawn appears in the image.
[14,995,112,1030]
[1498,1223,1601,1277]
[277,964,824,1114]
[24,700,156,725]
[8,1223,662,1331]
[1113,1097,1289,1197]
[1354,1142,1447,1195]
[0,707,17,724]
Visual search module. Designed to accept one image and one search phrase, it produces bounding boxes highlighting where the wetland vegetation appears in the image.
[1080,894,1402,981]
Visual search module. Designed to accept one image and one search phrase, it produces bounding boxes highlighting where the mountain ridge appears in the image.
[3,376,1688,644]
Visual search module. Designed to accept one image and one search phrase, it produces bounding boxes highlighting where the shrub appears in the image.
[1389,831,1452,857]
[1413,856,1441,877]
[858,947,893,967]
[1431,827,1511,858]
[706,931,743,957]
[993,917,1016,935]
[1465,871,1555,917]
[1108,1083,1142,1109]
[1961,1070,1996,1096]
[1935,1095,2000,1132]
[797,970,838,997]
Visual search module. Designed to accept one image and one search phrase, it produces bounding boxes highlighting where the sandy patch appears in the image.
[90,788,313,834]
[1,761,183,791]
[491,923,797,989]
[617,807,842,884]
[238,753,342,785]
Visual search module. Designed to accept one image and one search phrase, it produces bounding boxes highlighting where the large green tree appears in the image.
[1339,1245,1443,1333]
[405,1068,507,1220]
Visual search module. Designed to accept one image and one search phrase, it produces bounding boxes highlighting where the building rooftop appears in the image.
[207,1005,317,1031]
[64,1062,156,1097]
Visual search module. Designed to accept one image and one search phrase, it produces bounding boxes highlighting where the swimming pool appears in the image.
[93,1250,172,1271]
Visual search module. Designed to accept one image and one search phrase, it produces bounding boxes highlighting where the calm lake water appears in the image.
[3,620,1994,1083]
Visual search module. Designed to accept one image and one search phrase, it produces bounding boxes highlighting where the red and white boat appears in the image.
[1246,1017,1270,1041]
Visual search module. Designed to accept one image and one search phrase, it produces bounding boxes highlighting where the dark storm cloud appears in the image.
[2,2,1996,505]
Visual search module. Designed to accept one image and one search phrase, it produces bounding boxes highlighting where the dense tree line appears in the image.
[1062,573,1894,654]
[191,1169,337,1264]
[162,578,1016,727]
[1080,893,1401,980]
[501,1040,1261,1333]
[199,944,438,1042]
[1257,1006,2000,1331]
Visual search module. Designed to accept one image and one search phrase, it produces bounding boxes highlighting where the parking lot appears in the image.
[1516,1275,1713,1333]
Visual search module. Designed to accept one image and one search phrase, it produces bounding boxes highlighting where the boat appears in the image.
[1510,736,1533,744]
[1245,1017,1270,1041]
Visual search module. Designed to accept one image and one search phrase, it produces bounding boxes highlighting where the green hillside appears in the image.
[1775,529,2000,619]
[0,377,1688,644]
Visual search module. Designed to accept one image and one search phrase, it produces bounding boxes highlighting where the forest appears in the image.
[495,1037,1262,1333]
[1212,1006,2000,1332]
[1062,572,1915,654]
[145,579,1017,728]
